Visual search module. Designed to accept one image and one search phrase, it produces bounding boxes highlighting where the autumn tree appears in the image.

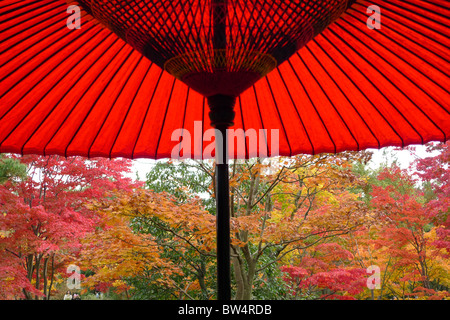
[343,143,449,300]
[78,196,185,299]
[81,186,217,299]
[364,165,448,299]
[413,142,449,260]
[280,243,367,300]
[0,154,136,299]
[98,152,370,300]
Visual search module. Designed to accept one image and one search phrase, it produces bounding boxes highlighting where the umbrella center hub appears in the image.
[77,0,352,96]
[164,49,277,96]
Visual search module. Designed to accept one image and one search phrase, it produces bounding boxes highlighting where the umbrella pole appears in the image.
[215,135,231,301]
[208,94,236,301]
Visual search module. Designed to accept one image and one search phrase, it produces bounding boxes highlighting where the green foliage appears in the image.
[145,160,216,213]
[251,252,292,300]
[0,154,27,184]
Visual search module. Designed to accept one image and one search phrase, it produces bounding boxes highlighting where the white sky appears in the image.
[129,144,437,182]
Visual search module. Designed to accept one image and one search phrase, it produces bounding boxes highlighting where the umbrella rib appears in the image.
[300,46,360,151]
[377,0,450,45]
[64,47,136,158]
[1,0,448,163]
[40,36,123,156]
[334,20,447,141]
[344,11,450,107]
[344,13,450,138]
[175,87,190,159]
[0,0,55,15]
[0,26,107,149]
[0,0,26,11]
[17,33,120,155]
[275,67,315,154]
[287,57,337,154]
[329,26,425,145]
[0,14,73,85]
[420,0,450,10]
[305,43,380,149]
[0,2,62,50]
[130,69,164,160]
[237,96,249,159]
[368,14,450,65]
[347,10,450,80]
[252,85,270,157]
[202,96,206,159]
[382,0,450,27]
[109,61,154,158]
[154,78,177,159]
[312,37,383,149]
[401,0,450,17]
[319,31,405,147]
[264,77,292,157]
[87,55,145,159]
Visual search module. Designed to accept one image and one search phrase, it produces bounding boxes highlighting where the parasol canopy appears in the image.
[1,0,449,300]
[1,0,448,159]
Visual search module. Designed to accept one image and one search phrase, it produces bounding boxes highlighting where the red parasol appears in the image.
[1,0,449,299]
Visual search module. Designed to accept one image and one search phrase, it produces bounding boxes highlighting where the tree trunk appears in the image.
[242,259,256,300]
[232,244,258,300]
[47,254,55,300]
[34,254,42,300]
[232,256,244,300]
[24,254,34,300]
[42,256,49,300]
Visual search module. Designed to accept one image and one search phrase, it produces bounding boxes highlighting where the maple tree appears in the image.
[92,151,371,300]
[280,243,367,300]
[0,154,136,299]
[79,188,215,299]
[413,142,449,260]
[339,143,450,300]
[363,147,449,300]
[2,142,447,300]
[226,152,371,299]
